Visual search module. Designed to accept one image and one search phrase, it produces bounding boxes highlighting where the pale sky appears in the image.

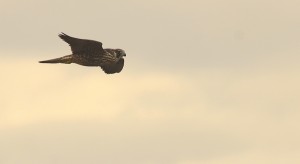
[1,0,300,164]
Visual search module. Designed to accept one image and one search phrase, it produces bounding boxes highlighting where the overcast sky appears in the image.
[1,0,300,164]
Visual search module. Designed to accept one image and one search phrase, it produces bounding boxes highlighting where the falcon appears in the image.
[39,33,126,74]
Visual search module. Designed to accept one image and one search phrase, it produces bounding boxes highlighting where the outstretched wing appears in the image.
[100,58,124,74]
[59,33,105,56]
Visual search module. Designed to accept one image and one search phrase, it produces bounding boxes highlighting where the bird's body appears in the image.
[39,33,126,74]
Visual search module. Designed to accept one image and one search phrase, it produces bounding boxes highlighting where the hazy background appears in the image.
[1,0,300,163]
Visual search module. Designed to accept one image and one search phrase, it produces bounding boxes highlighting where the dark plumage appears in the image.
[39,33,126,74]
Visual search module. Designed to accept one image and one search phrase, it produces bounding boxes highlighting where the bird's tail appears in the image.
[39,55,73,64]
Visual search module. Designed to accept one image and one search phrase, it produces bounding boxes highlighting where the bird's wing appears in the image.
[59,33,105,56]
[100,58,124,74]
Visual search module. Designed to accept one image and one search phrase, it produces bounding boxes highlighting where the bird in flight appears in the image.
[39,33,126,74]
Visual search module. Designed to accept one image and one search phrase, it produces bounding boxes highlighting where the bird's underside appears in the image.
[39,33,126,74]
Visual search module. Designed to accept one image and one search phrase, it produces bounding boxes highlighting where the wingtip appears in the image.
[39,60,50,63]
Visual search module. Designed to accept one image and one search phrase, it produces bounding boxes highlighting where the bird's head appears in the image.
[115,49,126,59]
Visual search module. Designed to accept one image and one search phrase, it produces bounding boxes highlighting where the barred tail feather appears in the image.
[39,55,73,64]
[39,58,61,63]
